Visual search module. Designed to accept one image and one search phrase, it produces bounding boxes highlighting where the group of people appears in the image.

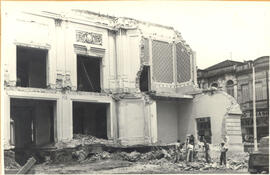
[174,135,229,167]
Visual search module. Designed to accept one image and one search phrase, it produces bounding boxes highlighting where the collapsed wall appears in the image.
[178,89,243,152]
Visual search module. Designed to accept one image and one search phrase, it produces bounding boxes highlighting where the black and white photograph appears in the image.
[1,1,270,174]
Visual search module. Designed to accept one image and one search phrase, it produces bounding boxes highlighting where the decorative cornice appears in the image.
[114,17,138,29]
[90,47,106,56]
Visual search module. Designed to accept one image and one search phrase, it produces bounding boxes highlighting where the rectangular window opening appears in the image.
[77,55,101,92]
[16,46,48,88]
[196,117,212,144]
[139,66,150,92]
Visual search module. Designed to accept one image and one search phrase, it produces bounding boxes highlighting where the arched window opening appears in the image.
[211,83,218,88]
[226,80,234,97]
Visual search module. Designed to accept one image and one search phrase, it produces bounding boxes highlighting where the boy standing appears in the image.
[220,142,228,166]
[203,137,210,163]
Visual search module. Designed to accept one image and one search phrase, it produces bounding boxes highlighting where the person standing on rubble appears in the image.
[190,135,195,160]
[186,135,194,162]
[174,140,181,163]
[220,142,228,166]
[202,137,210,163]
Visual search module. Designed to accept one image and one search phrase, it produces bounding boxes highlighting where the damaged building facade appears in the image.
[2,9,243,152]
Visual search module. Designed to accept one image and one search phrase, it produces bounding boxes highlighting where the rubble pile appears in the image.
[113,147,186,163]
[108,148,247,171]
[52,149,75,163]
[4,150,22,170]
[82,151,111,162]
[208,148,249,170]
[28,134,248,173]
[73,134,114,145]
[118,151,142,162]
[55,134,115,149]
[226,152,249,170]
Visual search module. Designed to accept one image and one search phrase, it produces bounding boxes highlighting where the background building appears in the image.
[198,56,269,151]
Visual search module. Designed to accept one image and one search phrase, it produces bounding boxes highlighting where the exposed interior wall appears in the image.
[16,47,47,88]
[72,102,108,139]
[10,99,55,148]
[156,100,179,144]
[117,99,146,145]
[178,91,243,148]
[178,93,231,144]
[177,99,195,143]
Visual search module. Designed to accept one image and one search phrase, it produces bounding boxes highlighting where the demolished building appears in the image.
[2,9,244,154]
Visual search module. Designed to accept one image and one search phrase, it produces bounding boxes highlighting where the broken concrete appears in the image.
[4,150,21,170]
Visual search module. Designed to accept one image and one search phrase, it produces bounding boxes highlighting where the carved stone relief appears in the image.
[76,30,102,46]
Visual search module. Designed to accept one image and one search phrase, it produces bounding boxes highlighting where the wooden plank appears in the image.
[16,157,36,174]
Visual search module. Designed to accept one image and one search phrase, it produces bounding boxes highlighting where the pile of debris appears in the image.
[54,134,115,149]
[4,150,22,170]
[65,141,248,171]
[81,151,111,162]
[73,134,114,145]
[8,134,247,173]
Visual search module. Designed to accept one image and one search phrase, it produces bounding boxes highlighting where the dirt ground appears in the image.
[32,159,248,174]
[5,135,250,174]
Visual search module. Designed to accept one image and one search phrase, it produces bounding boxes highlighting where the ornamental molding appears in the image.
[90,47,106,57]
[76,30,102,46]
[114,17,138,29]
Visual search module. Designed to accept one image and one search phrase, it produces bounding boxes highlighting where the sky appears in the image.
[3,1,270,69]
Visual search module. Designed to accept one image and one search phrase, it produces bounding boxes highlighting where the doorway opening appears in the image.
[72,102,109,139]
[10,98,56,165]
[10,99,55,148]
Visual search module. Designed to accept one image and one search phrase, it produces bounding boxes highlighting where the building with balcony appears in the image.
[2,9,243,154]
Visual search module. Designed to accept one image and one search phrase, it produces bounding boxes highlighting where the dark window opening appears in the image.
[77,55,101,92]
[211,83,218,88]
[16,47,47,88]
[139,66,150,92]
[226,80,234,97]
[196,117,212,144]
[73,102,108,139]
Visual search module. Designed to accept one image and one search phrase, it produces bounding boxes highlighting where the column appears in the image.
[3,94,11,149]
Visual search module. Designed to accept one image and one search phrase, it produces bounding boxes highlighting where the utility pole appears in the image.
[266,71,269,119]
[252,63,258,151]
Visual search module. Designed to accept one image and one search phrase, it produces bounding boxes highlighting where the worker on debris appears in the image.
[220,141,228,166]
[202,136,210,163]
[190,134,195,159]
[174,140,181,163]
[189,135,195,146]
[186,135,194,162]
